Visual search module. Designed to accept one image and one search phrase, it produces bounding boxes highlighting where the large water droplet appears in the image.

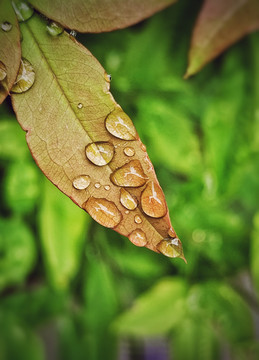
[129,229,147,247]
[111,160,148,187]
[11,58,35,93]
[141,181,167,218]
[157,238,185,260]
[84,197,122,228]
[72,175,90,190]
[85,142,114,166]
[120,188,137,210]
[123,147,135,157]
[12,0,34,22]
[105,109,137,140]
[0,62,7,81]
[134,215,142,224]
[46,21,64,36]
[1,21,12,32]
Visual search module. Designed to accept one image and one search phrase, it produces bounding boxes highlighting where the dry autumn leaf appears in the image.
[185,0,259,78]
[11,13,185,261]
[0,0,21,104]
[28,0,178,33]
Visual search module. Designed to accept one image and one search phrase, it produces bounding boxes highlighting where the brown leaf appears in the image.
[185,0,259,78]
[28,0,178,33]
[11,14,185,261]
[0,1,21,104]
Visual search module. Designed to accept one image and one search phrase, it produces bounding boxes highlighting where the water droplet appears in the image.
[83,197,122,228]
[0,62,7,81]
[77,103,83,109]
[120,188,137,210]
[72,175,90,190]
[129,229,147,247]
[1,22,12,32]
[105,109,137,140]
[141,181,167,218]
[46,21,64,36]
[168,227,176,238]
[125,210,129,214]
[104,72,112,82]
[95,182,101,189]
[104,185,110,191]
[134,215,142,224]
[110,160,148,187]
[123,146,135,157]
[140,143,146,152]
[70,30,77,37]
[85,142,114,166]
[11,58,35,93]
[157,238,185,260]
[12,0,34,22]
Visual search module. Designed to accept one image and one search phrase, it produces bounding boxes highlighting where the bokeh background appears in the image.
[1,0,259,359]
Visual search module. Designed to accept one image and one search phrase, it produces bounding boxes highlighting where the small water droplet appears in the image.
[85,142,114,166]
[83,197,122,228]
[157,238,185,260]
[46,21,64,36]
[110,160,148,187]
[168,227,176,238]
[0,62,7,81]
[11,58,35,93]
[95,182,101,189]
[104,72,112,82]
[104,185,110,191]
[77,103,83,109]
[125,210,129,214]
[72,175,90,190]
[120,188,137,210]
[141,181,167,218]
[134,215,142,224]
[129,229,147,247]
[70,30,77,37]
[1,21,12,32]
[12,0,34,22]
[105,109,137,140]
[140,143,146,152]
[123,146,135,157]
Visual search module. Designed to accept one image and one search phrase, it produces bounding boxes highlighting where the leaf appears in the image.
[11,13,185,260]
[28,0,178,33]
[185,0,259,77]
[0,0,21,103]
[250,212,259,297]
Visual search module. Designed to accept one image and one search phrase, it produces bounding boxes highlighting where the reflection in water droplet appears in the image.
[95,182,101,189]
[77,103,83,109]
[83,197,122,228]
[12,0,34,22]
[104,72,112,82]
[129,229,147,247]
[11,58,35,93]
[46,21,64,36]
[73,175,90,190]
[134,215,142,224]
[1,22,12,32]
[168,227,176,238]
[141,181,167,218]
[120,188,137,210]
[104,185,110,191]
[0,62,7,81]
[157,238,185,260]
[123,147,135,157]
[111,160,147,187]
[85,142,114,166]
[105,109,137,140]
[70,30,77,37]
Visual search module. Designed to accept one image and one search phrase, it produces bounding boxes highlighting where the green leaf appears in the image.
[185,0,259,77]
[28,0,178,33]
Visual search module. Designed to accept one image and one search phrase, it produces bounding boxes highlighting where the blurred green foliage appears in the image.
[0,0,259,359]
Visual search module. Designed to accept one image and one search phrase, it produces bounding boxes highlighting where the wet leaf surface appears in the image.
[11,13,184,261]
[0,1,21,103]
[185,0,259,77]
[28,0,178,33]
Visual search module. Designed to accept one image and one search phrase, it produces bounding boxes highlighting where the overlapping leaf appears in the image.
[11,14,184,261]
[28,0,178,33]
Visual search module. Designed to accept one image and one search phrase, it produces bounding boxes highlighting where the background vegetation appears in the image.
[1,1,259,359]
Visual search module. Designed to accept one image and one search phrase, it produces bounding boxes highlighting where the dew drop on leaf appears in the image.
[134,215,142,224]
[157,238,184,260]
[94,182,101,189]
[83,197,122,228]
[70,30,77,37]
[120,188,137,210]
[123,146,135,157]
[168,227,176,238]
[77,102,83,109]
[140,143,146,152]
[46,21,64,36]
[12,0,34,22]
[104,185,110,191]
[129,229,147,247]
[1,21,12,32]
[110,160,148,187]
[104,72,112,82]
[0,61,7,81]
[72,175,90,190]
[105,109,137,140]
[11,58,35,94]
[85,142,114,166]
[141,181,167,218]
